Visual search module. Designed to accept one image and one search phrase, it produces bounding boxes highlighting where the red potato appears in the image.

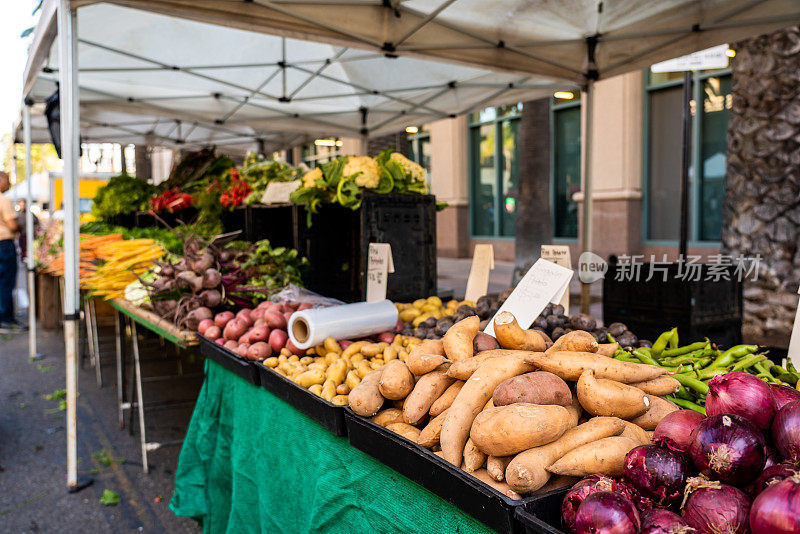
[223,340,238,350]
[394,318,405,332]
[236,343,251,358]
[204,325,222,341]
[250,308,266,321]
[284,302,299,313]
[253,318,267,328]
[223,318,248,340]
[247,342,271,360]
[283,311,294,324]
[286,339,305,356]
[197,319,214,335]
[268,329,288,353]
[214,311,235,328]
[297,302,313,311]
[215,337,226,346]
[236,309,254,327]
[340,340,353,349]
[256,301,273,310]
[238,332,252,345]
[378,332,396,344]
[249,325,270,343]
[265,311,288,330]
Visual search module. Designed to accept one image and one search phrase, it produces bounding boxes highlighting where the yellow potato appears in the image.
[295,369,326,388]
[383,347,398,361]
[345,370,361,390]
[331,395,349,406]
[400,308,421,322]
[308,384,323,396]
[324,337,342,354]
[264,357,279,368]
[321,379,336,401]
[325,359,348,385]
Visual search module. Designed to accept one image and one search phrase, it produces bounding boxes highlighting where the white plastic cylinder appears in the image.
[288,300,398,350]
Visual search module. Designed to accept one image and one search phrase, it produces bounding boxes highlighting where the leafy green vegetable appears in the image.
[100,490,120,506]
[91,173,156,220]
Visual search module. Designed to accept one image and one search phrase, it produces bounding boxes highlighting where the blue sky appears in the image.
[0,2,40,137]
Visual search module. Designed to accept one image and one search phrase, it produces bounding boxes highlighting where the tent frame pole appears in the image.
[23,103,41,361]
[579,78,594,314]
[58,0,90,493]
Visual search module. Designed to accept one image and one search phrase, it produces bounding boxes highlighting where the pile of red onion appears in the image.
[561,371,800,534]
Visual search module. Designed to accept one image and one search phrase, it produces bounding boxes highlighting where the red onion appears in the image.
[771,384,800,411]
[622,444,689,507]
[773,400,800,463]
[682,477,752,534]
[574,491,640,534]
[764,445,780,469]
[753,463,799,496]
[654,410,705,452]
[561,476,618,532]
[706,371,776,429]
[749,477,800,534]
[616,480,655,511]
[640,508,690,534]
[689,413,766,485]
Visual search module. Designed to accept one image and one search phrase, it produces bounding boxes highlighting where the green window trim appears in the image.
[550,97,581,241]
[642,67,732,246]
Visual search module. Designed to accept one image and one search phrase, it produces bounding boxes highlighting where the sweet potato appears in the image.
[447,349,531,380]
[505,417,626,493]
[370,408,404,428]
[403,366,455,425]
[525,351,667,383]
[596,342,619,357]
[386,422,421,442]
[348,369,384,417]
[576,370,651,419]
[407,339,448,375]
[629,395,679,430]
[440,354,535,466]
[418,409,449,448]
[473,332,500,352]
[487,455,513,482]
[620,420,652,445]
[463,438,486,472]
[470,403,572,456]
[547,330,599,353]
[378,360,414,400]
[442,315,480,361]
[492,371,572,407]
[470,469,521,500]
[493,312,547,351]
[564,394,583,427]
[429,381,464,417]
[629,375,681,396]
[547,436,638,477]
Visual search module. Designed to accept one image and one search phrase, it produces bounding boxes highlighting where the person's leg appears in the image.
[0,240,17,324]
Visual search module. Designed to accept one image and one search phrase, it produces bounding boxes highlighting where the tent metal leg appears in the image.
[115,311,125,428]
[130,321,149,473]
[90,300,103,388]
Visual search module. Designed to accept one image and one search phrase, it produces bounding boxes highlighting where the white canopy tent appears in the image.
[21,0,800,491]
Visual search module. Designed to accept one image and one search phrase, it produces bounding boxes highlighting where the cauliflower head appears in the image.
[344,156,381,189]
[390,152,426,183]
[301,167,323,189]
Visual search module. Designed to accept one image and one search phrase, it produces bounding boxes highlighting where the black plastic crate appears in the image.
[256,361,346,436]
[107,213,137,229]
[344,408,574,534]
[135,208,198,229]
[198,335,261,386]
[515,489,568,534]
[297,193,437,302]
[603,262,742,348]
[246,204,299,248]
[221,206,247,236]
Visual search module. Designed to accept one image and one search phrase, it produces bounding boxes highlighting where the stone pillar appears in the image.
[722,26,800,347]
[429,116,469,258]
[513,98,552,283]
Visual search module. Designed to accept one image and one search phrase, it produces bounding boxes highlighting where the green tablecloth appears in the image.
[170,359,494,533]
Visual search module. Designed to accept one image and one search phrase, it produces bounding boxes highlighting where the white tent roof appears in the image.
[20,2,574,153]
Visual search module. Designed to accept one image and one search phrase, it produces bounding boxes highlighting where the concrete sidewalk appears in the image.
[0,324,202,533]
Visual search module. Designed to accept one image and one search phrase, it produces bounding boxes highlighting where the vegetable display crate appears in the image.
[135,208,199,229]
[246,204,300,249]
[297,193,437,303]
[256,361,347,436]
[221,206,247,237]
[108,212,137,229]
[197,335,261,386]
[344,408,574,534]
[603,261,742,348]
[514,489,569,534]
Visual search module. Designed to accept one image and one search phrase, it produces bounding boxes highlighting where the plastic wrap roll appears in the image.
[288,300,399,350]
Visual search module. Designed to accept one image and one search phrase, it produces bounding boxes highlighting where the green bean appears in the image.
[697,368,729,381]
[675,385,695,401]
[667,396,706,415]
[730,354,767,372]
[707,345,756,370]
[668,329,679,350]
[787,362,798,375]
[672,374,709,395]
[651,328,675,357]
[615,354,640,364]
[632,348,660,367]
[661,341,708,358]
[606,333,617,343]
[772,365,799,386]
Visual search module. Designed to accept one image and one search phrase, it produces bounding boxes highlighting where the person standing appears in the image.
[0,172,25,333]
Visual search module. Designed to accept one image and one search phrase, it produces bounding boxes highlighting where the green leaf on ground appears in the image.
[36,365,53,372]
[100,490,120,506]
[92,448,123,467]
[18,403,27,409]
[89,468,99,474]
[44,389,66,400]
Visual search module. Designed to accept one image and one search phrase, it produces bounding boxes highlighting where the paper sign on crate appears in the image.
[788,286,800,368]
[366,243,394,302]
[484,258,573,337]
[464,244,495,303]
[541,245,572,312]
[260,181,300,204]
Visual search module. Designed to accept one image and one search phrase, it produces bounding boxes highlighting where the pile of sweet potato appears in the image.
[348,311,681,499]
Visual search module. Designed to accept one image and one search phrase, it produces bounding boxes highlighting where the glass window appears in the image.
[645,68,731,243]
[407,126,432,183]
[552,104,581,238]
[468,106,521,238]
